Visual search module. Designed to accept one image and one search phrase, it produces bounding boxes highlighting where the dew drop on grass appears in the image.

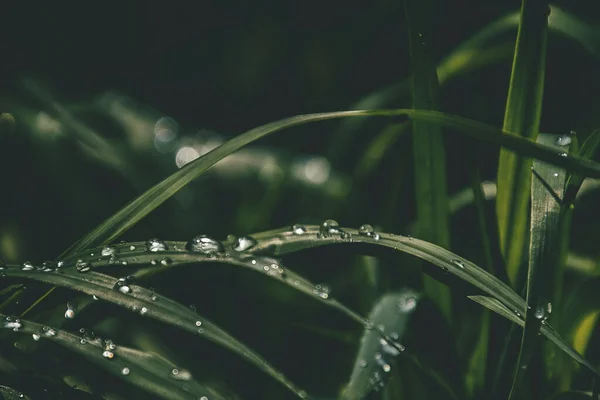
[556,134,572,146]
[65,302,76,319]
[559,152,567,157]
[101,246,117,256]
[21,261,34,271]
[3,316,22,331]
[42,326,56,337]
[234,236,257,251]
[359,360,368,368]
[160,257,171,266]
[292,224,306,235]
[32,333,40,341]
[451,259,465,269]
[313,284,331,299]
[102,350,114,359]
[76,260,91,273]
[41,261,57,272]
[170,368,192,381]
[187,235,224,254]
[140,307,148,316]
[147,239,167,252]
[359,224,374,235]
[121,367,130,376]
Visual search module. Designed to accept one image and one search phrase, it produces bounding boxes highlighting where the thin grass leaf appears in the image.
[404,0,452,322]
[496,0,549,285]
[509,133,569,397]
[0,385,30,400]
[0,265,309,398]
[467,295,598,377]
[245,224,600,377]
[565,128,600,205]
[0,313,225,400]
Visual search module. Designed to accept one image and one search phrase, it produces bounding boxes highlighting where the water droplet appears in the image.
[101,246,117,256]
[534,306,545,320]
[397,293,418,312]
[119,285,131,294]
[547,302,552,314]
[557,134,572,146]
[65,309,75,319]
[42,326,56,337]
[559,152,567,157]
[21,261,34,271]
[233,236,257,251]
[313,283,331,299]
[451,259,465,269]
[170,368,192,381]
[129,245,136,251]
[102,350,114,359]
[151,295,158,301]
[187,235,223,254]
[553,172,559,177]
[92,295,99,300]
[147,239,167,252]
[160,257,171,266]
[382,364,391,372]
[195,321,202,327]
[514,310,522,318]
[359,224,374,235]
[3,317,22,331]
[151,259,158,266]
[32,333,40,341]
[292,224,306,235]
[319,219,341,238]
[76,260,91,273]
[121,367,130,375]
[41,261,57,272]
[140,307,148,315]
[359,360,368,368]
[80,339,87,344]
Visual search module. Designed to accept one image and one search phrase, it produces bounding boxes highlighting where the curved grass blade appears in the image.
[404,0,452,322]
[246,224,600,377]
[341,289,458,400]
[558,277,600,346]
[510,133,569,397]
[468,295,599,383]
[0,313,225,400]
[496,0,549,285]
[63,109,600,258]
[0,266,310,399]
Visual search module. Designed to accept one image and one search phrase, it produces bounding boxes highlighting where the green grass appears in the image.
[1,2,600,400]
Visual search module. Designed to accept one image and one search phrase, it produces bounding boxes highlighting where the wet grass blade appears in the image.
[246,224,600,377]
[404,0,452,322]
[0,313,226,400]
[342,289,421,399]
[496,0,549,285]
[509,133,569,398]
[0,266,310,398]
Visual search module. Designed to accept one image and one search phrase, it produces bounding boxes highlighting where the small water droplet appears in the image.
[313,283,331,299]
[80,338,87,344]
[195,320,202,327]
[451,259,465,269]
[233,236,257,251]
[21,261,34,271]
[147,239,167,252]
[359,224,374,235]
[559,152,567,157]
[41,261,57,272]
[359,360,368,368]
[32,333,40,341]
[76,260,91,273]
[65,309,75,319]
[92,295,99,300]
[170,368,192,381]
[151,295,158,301]
[553,172,559,177]
[140,307,148,315]
[121,367,130,375]
[151,259,158,265]
[160,257,171,266]
[187,235,223,254]
[102,350,114,359]
[557,134,572,146]
[101,246,117,256]
[292,224,306,235]
[129,245,136,251]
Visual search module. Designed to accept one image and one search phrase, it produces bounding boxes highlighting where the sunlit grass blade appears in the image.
[467,295,598,377]
[342,289,420,399]
[247,224,600,377]
[510,133,569,397]
[0,313,226,400]
[404,0,452,322]
[0,266,309,398]
[496,0,549,285]
[565,128,600,205]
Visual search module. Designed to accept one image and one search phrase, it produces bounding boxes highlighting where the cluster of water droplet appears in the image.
[358,224,380,240]
[3,316,22,332]
[361,337,405,393]
[102,339,117,359]
[313,283,331,299]
[186,235,224,255]
[113,276,135,294]
[147,238,168,252]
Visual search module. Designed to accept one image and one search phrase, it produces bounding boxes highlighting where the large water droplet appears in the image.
[147,239,167,252]
[234,236,257,251]
[32,333,40,341]
[557,134,572,146]
[76,260,91,273]
[21,261,34,271]
[65,302,76,319]
[101,246,117,256]
[292,224,306,235]
[187,235,224,254]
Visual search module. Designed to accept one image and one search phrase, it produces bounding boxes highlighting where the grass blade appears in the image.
[496,0,549,285]
[565,128,600,205]
[0,313,226,400]
[341,289,421,399]
[404,0,452,322]
[509,133,569,397]
[1,265,309,398]
[62,109,600,259]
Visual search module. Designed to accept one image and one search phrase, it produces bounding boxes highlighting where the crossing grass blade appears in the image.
[0,266,310,398]
[496,0,550,285]
[404,0,452,322]
[509,133,569,398]
[247,225,600,378]
[0,313,228,400]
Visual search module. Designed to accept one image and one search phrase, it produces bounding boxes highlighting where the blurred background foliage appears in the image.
[0,0,600,399]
